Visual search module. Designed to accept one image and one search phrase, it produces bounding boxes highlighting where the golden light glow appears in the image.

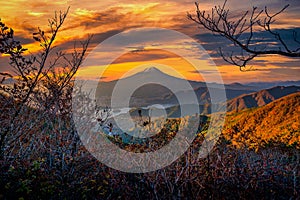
[27,11,45,17]
[77,50,205,82]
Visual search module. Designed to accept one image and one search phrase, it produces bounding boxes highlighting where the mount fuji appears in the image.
[95,67,256,108]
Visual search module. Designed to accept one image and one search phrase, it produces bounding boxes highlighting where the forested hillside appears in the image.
[223,92,300,149]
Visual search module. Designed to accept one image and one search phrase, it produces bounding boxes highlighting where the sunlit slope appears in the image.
[223,92,300,149]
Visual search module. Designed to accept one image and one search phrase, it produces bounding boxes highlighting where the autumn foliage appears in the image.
[223,92,300,150]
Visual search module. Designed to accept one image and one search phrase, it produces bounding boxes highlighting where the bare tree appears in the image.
[0,8,91,160]
[188,0,300,70]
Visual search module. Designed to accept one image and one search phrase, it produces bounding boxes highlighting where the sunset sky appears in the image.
[0,0,300,83]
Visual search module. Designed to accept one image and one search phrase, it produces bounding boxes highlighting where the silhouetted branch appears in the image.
[188,0,300,70]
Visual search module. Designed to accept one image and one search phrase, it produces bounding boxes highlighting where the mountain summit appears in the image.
[142,67,164,73]
[125,67,177,81]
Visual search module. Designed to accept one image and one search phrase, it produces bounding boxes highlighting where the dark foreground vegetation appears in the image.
[0,134,299,199]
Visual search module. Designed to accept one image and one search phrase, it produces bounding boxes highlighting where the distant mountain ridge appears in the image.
[96,67,300,111]
[246,80,300,90]
[225,85,300,112]
[96,67,256,107]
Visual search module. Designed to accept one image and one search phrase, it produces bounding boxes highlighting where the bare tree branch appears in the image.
[0,7,90,159]
[188,0,300,70]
